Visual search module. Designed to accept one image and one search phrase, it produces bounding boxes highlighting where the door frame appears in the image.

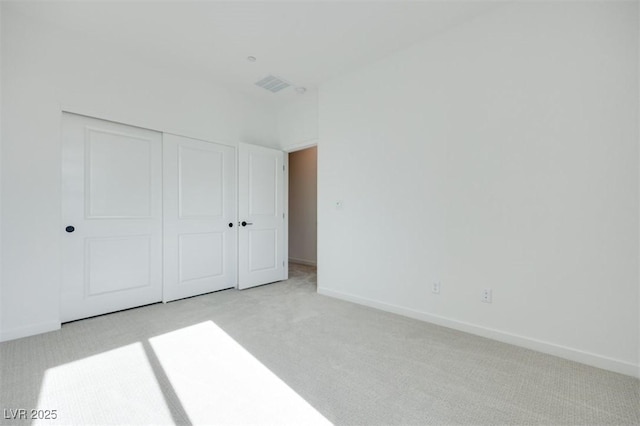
[283,139,318,276]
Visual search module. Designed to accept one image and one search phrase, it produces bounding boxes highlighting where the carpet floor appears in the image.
[0,263,638,425]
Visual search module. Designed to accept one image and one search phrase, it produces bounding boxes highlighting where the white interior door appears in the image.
[163,134,236,302]
[61,113,163,322]
[238,143,286,289]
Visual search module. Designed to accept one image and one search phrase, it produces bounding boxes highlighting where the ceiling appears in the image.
[8,1,502,106]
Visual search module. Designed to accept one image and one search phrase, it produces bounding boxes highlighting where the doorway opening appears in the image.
[287,146,317,279]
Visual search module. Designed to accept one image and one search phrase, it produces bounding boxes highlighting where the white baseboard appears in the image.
[0,321,61,343]
[318,287,639,378]
[289,257,317,267]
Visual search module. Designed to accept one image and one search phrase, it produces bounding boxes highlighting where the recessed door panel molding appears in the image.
[179,146,224,219]
[238,143,286,289]
[85,127,153,219]
[178,232,225,283]
[248,153,278,217]
[164,133,236,302]
[248,229,277,272]
[61,113,163,323]
[85,235,152,296]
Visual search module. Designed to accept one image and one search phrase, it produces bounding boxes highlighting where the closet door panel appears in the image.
[61,113,163,322]
[163,134,236,302]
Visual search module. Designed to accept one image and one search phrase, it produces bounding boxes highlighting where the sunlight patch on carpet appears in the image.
[36,343,175,424]
[148,321,331,425]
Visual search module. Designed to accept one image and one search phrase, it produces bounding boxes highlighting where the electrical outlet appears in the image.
[481,288,492,303]
[432,282,441,294]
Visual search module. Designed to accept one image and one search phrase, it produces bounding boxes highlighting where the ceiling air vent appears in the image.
[255,75,291,93]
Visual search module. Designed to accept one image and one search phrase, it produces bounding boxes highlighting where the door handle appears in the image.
[65,226,75,233]
[228,222,234,228]
[241,221,253,227]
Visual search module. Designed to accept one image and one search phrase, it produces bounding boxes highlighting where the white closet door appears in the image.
[238,143,286,290]
[61,113,163,322]
[163,134,236,302]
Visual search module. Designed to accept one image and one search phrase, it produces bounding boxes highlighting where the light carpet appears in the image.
[1,263,638,425]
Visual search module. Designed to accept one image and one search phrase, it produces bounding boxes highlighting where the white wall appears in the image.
[0,1,3,338]
[318,2,639,376]
[0,7,278,341]
[289,147,317,266]
[277,90,318,151]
